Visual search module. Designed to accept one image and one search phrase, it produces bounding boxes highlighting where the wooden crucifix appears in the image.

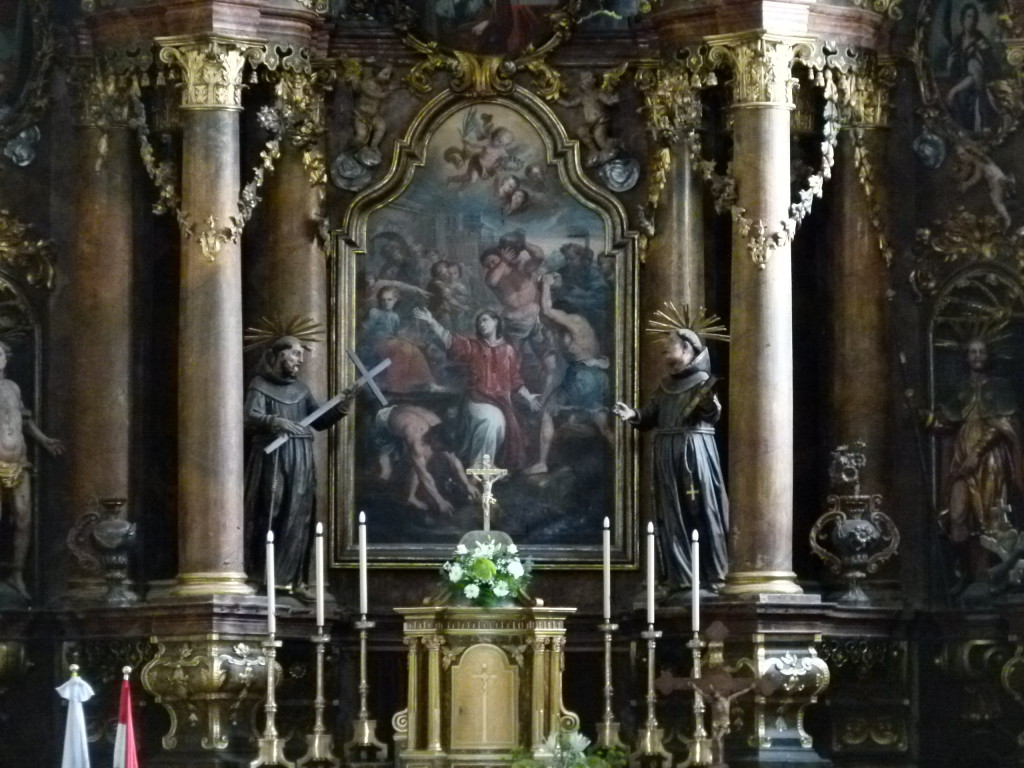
[466,454,507,532]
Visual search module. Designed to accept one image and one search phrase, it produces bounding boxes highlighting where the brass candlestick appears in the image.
[630,626,671,764]
[595,622,626,750]
[344,618,389,761]
[686,632,712,767]
[250,636,294,768]
[297,629,340,767]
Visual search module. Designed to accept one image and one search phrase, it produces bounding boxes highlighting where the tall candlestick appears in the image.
[315,522,325,628]
[602,517,611,621]
[691,529,700,633]
[358,511,368,615]
[266,530,276,636]
[646,522,655,625]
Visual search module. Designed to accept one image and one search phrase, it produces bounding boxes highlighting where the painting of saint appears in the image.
[928,0,1013,136]
[341,102,627,562]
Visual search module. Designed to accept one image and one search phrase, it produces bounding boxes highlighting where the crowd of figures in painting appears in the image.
[351,104,618,550]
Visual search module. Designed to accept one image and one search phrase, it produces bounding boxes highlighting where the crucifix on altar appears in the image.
[466,454,507,532]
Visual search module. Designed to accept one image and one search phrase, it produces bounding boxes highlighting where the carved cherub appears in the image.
[953,142,1016,228]
[350,64,401,167]
[559,69,622,167]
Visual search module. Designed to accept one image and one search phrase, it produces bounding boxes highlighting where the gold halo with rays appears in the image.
[645,301,730,344]
[243,315,325,352]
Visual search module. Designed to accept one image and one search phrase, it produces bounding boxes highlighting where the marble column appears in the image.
[158,37,256,596]
[641,148,705,397]
[65,65,134,600]
[713,35,802,596]
[828,117,892,493]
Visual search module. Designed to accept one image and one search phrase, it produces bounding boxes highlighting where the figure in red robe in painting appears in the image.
[455,0,552,56]
[414,306,541,470]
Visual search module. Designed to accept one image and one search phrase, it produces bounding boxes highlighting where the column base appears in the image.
[721,570,804,596]
[171,572,253,597]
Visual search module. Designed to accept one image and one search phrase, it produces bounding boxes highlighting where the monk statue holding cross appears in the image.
[243,317,390,592]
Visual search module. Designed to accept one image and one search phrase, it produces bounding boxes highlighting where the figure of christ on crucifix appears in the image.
[467,454,507,531]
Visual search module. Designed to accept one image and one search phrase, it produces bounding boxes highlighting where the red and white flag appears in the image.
[112,667,138,768]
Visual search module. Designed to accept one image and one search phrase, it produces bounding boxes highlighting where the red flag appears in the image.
[112,668,138,768]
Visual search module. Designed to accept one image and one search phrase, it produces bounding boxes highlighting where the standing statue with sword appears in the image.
[243,317,391,593]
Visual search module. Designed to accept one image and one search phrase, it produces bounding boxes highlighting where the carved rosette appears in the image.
[707,34,801,109]
[141,636,273,753]
[158,37,266,111]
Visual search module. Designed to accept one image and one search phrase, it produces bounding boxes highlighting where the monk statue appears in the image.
[613,304,730,594]
[244,321,356,593]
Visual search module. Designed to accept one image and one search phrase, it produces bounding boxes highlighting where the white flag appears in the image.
[56,666,94,768]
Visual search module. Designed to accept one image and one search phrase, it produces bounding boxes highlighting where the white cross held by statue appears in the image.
[263,352,391,455]
[466,455,507,532]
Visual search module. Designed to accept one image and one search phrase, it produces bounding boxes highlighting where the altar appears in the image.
[392,605,579,768]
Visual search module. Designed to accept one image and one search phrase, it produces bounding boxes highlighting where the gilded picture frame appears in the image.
[329,87,637,568]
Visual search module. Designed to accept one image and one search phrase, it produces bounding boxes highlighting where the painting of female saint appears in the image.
[339,101,631,563]
[925,0,1019,138]
[411,0,560,57]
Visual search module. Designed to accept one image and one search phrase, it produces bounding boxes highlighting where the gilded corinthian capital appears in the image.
[157,36,265,111]
[706,34,803,108]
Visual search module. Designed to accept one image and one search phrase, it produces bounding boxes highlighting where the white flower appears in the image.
[566,731,591,754]
[449,563,464,582]
[456,544,468,555]
[464,583,480,599]
[493,581,510,597]
[507,543,518,554]
[507,558,524,579]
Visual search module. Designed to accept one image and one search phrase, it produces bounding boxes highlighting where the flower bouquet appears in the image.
[441,536,532,607]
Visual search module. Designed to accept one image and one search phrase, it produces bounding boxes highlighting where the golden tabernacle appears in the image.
[393,606,579,768]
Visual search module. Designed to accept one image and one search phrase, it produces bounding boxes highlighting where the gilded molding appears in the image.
[157,37,266,111]
[0,210,55,290]
[852,0,903,19]
[141,636,271,752]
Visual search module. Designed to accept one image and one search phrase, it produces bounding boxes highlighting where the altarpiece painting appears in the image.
[331,90,636,566]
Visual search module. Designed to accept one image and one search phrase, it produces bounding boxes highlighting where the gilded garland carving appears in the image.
[838,57,898,267]
[0,210,55,290]
[126,42,312,260]
[666,39,855,268]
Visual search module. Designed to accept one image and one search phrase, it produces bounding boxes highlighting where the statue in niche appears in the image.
[0,339,63,601]
[612,304,729,594]
[243,320,356,594]
[929,332,1024,596]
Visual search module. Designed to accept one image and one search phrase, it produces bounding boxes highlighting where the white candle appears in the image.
[315,522,325,628]
[358,511,368,616]
[691,529,700,633]
[646,522,655,626]
[266,530,276,636]
[602,517,611,621]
